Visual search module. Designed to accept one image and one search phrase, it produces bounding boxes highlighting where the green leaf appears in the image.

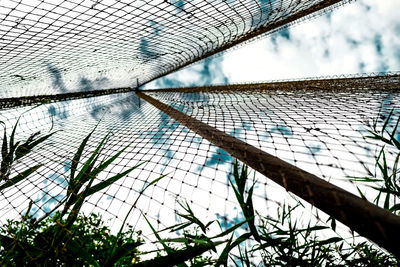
[23,200,33,220]
[1,127,9,180]
[132,242,220,267]
[245,185,260,242]
[327,216,336,231]
[66,172,97,228]
[349,176,381,182]
[389,115,400,140]
[0,233,43,259]
[215,235,232,267]
[143,213,174,254]
[212,218,251,239]
[166,222,192,233]
[63,134,108,216]
[381,109,393,136]
[15,131,57,160]
[88,142,133,180]
[216,233,252,267]
[162,237,192,244]
[73,134,108,185]
[73,152,100,193]
[228,178,244,205]
[105,241,142,266]
[177,200,208,233]
[142,174,166,192]
[70,128,96,181]
[106,174,166,264]
[392,138,400,151]
[1,122,7,161]
[0,164,42,191]
[77,163,143,200]
[62,154,100,216]
[168,235,215,252]
[9,116,20,150]
[66,239,100,267]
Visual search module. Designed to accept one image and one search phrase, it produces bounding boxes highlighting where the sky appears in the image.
[144,0,400,89]
[1,0,400,249]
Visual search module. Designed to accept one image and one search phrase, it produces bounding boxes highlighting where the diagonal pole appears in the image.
[137,91,400,257]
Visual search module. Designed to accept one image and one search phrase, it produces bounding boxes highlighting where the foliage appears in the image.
[0,212,142,266]
[223,161,343,266]
[351,109,400,213]
[0,124,145,266]
[1,111,400,266]
[0,113,56,191]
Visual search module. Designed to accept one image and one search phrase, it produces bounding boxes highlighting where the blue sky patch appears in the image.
[197,147,231,173]
[270,125,293,136]
[46,63,67,93]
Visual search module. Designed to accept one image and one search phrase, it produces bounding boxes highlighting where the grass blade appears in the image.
[15,132,57,160]
[89,142,133,179]
[389,115,400,140]
[381,109,393,134]
[9,116,20,150]
[63,134,108,214]
[1,125,9,179]
[245,185,260,242]
[177,200,208,233]
[105,175,165,264]
[143,213,174,254]
[77,163,144,200]
[0,164,42,191]
[212,218,251,239]
[132,241,222,267]
[73,134,108,184]
[105,241,143,267]
[65,172,97,228]
[62,154,100,216]
[216,233,252,267]
[142,174,166,192]
[1,122,7,162]
[70,126,99,181]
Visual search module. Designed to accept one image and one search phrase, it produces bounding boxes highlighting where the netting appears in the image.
[1,0,350,98]
[2,0,400,264]
[1,73,400,260]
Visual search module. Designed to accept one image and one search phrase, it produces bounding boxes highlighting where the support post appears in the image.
[137,91,400,257]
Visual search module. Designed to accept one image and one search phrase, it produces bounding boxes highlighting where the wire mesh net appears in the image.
[1,74,400,262]
[145,74,400,195]
[1,0,350,98]
[2,0,400,264]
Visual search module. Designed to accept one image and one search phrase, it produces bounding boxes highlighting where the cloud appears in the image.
[144,56,229,89]
[46,63,68,93]
[196,147,231,173]
[221,0,400,82]
[270,125,293,137]
[48,105,68,121]
[171,0,185,13]
[140,38,159,61]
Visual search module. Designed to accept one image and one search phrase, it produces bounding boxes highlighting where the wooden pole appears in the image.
[137,91,400,257]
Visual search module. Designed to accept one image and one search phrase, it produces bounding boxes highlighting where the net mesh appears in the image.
[1,0,400,263]
[149,75,399,188]
[1,74,399,254]
[1,0,350,97]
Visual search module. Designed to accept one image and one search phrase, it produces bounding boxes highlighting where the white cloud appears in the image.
[221,0,400,83]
